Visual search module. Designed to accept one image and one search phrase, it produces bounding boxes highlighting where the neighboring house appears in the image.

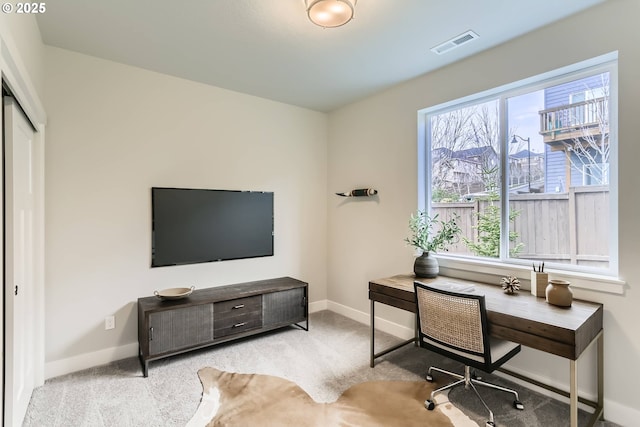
[539,74,610,191]
[432,146,498,199]
[509,149,544,192]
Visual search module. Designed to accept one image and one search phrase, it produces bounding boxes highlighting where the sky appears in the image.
[507,90,545,154]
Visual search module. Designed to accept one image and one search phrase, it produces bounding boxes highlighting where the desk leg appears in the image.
[369,299,419,368]
[586,332,605,426]
[597,332,604,419]
[571,330,605,427]
[570,359,578,427]
[370,300,375,368]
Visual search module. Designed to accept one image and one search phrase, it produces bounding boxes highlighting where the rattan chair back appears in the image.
[415,283,488,358]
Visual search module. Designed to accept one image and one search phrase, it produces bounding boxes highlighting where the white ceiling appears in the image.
[35,0,605,112]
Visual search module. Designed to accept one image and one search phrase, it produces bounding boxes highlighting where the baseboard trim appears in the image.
[603,398,640,426]
[309,299,328,313]
[323,302,637,427]
[43,302,638,426]
[327,300,414,340]
[46,300,330,380]
[45,342,139,379]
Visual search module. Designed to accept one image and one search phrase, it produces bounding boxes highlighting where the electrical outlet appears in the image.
[105,315,115,330]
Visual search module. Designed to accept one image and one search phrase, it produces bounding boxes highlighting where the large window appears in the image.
[420,56,617,275]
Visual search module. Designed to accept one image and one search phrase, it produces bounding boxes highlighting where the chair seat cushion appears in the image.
[422,336,520,372]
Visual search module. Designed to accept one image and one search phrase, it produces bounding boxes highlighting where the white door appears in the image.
[3,96,36,427]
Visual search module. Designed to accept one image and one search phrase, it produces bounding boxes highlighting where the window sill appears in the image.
[435,255,625,295]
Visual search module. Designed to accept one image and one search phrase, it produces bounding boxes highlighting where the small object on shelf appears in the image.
[335,188,378,197]
[413,252,439,278]
[500,276,520,294]
[546,279,573,307]
[530,271,548,297]
[154,286,195,300]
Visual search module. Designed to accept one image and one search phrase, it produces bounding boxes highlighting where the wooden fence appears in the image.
[433,186,609,269]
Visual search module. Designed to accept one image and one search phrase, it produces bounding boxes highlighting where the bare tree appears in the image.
[562,73,610,185]
[430,101,501,200]
[430,108,475,199]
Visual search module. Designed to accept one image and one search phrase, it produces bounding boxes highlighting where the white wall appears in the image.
[43,47,328,375]
[327,0,639,425]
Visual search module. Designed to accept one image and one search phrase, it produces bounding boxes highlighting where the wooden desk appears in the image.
[369,274,604,427]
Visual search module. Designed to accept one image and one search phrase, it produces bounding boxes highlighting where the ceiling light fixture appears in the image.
[305,0,356,28]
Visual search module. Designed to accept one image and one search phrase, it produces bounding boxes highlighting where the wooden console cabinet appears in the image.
[137,277,308,376]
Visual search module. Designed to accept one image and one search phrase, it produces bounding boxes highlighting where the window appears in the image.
[582,163,609,186]
[419,55,617,275]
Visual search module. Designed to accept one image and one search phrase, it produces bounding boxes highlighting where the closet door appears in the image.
[3,96,37,427]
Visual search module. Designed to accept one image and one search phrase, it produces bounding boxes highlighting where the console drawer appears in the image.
[214,310,262,338]
[214,295,262,338]
[214,295,261,315]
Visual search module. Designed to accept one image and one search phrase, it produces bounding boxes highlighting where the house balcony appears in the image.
[538,97,609,151]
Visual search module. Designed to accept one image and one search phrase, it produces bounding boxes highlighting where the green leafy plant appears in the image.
[461,164,524,258]
[405,210,461,254]
[463,197,524,258]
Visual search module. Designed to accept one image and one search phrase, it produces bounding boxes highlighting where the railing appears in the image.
[433,186,610,269]
[539,97,608,135]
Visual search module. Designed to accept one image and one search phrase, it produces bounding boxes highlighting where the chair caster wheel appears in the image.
[426,374,434,382]
[486,422,495,427]
[514,400,524,410]
[425,400,435,411]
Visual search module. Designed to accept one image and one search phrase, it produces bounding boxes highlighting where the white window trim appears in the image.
[435,253,624,295]
[417,52,621,291]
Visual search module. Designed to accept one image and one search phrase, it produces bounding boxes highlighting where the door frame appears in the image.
[1,24,47,422]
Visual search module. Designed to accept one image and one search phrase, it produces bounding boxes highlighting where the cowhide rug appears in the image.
[187,367,478,427]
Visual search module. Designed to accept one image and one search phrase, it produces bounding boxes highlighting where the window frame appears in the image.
[417,52,622,293]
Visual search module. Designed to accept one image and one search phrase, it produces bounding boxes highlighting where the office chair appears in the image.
[414,281,524,427]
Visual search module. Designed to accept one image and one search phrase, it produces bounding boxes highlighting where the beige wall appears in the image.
[327,0,639,424]
[43,47,328,371]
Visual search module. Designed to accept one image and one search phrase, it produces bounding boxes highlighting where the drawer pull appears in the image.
[233,322,247,328]
[149,327,154,341]
[233,304,245,309]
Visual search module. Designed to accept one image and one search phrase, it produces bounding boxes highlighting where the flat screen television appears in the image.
[151,187,274,267]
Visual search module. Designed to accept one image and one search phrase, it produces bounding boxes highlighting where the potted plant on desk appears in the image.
[405,210,461,278]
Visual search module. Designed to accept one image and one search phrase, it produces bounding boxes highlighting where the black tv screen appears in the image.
[151,187,274,267]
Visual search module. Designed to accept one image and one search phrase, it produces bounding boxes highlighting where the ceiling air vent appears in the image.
[431,30,479,55]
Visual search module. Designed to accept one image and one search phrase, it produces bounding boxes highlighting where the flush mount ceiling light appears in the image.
[305,0,356,28]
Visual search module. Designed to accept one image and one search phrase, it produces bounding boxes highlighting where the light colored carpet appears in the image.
[23,311,618,426]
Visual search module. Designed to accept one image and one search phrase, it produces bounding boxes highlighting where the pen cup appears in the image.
[530,272,548,298]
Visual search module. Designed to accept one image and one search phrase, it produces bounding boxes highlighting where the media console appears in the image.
[137,276,308,377]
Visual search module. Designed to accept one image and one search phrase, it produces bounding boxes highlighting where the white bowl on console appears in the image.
[154,286,195,300]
